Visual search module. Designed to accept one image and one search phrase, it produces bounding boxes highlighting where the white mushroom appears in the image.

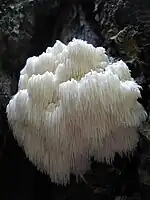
[6,38,147,185]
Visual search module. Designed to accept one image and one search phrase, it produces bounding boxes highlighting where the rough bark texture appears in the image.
[0,0,150,199]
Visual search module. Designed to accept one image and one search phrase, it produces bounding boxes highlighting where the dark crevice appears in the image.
[28,15,57,57]
[81,2,104,46]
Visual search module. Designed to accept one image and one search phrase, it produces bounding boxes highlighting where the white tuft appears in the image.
[6,38,147,185]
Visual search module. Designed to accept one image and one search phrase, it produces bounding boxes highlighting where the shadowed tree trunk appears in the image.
[0,0,150,199]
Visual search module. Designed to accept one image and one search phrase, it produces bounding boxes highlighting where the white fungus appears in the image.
[7,38,147,185]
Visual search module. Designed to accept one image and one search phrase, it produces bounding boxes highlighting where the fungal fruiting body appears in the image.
[7,39,147,185]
